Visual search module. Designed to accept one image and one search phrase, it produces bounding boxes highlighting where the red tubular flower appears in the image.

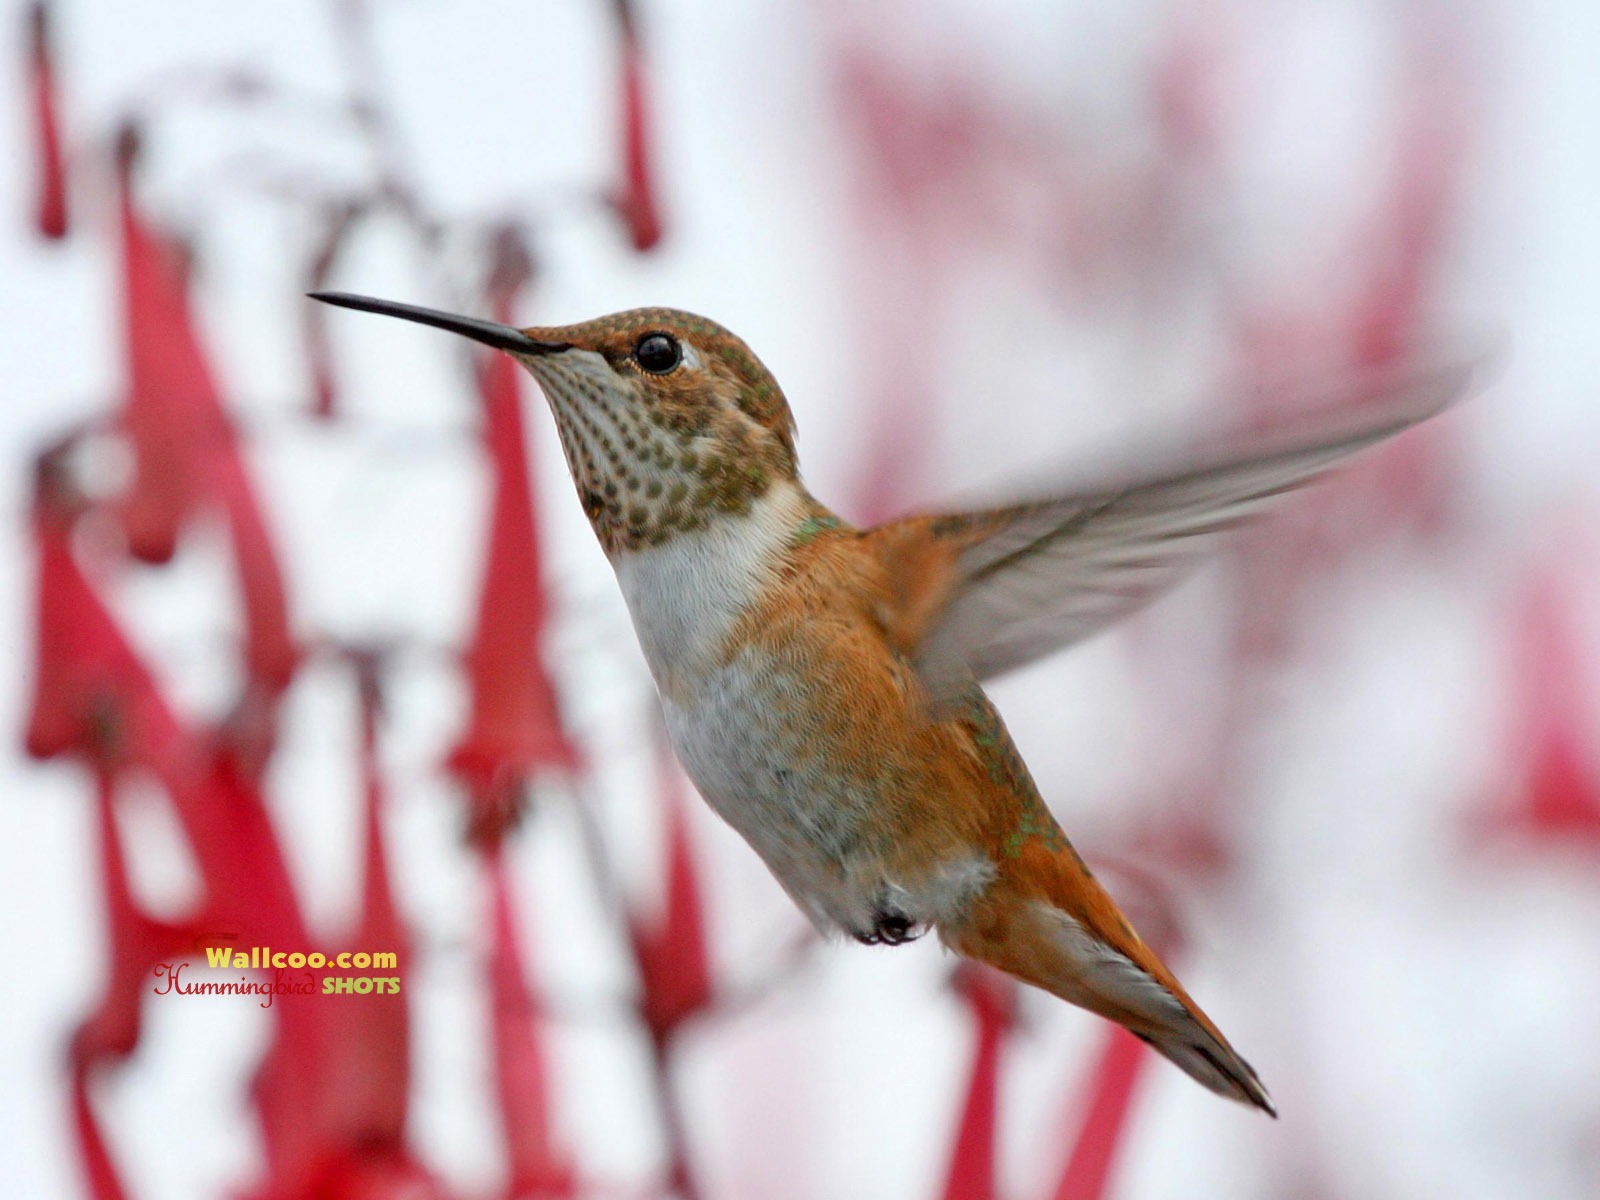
[27,492,309,962]
[1344,36,1471,536]
[215,445,299,695]
[1350,30,1468,370]
[115,128,208,566]
[26,2,67,239]
[323,664,414,1153]
[66,778,223,1199]
[249,980,335,1196]
[938,964,1016,1200]
[305,308,337,421]
[484,845,576,1196]
[189,738,310,953]
[250,662,425,1199]
[1049,1027,1151,1200]
[628,743,714,1046]
[296,1153,452,1200]
[28,447,306,928]
[68,769,203,1200]
[70,1061,127,1200]
[114,129,298,692]
[29,463,321,1185]
[71,768,204,1069]
[31,438,310,918]
[612,0,663,251]
[303,204,357,421]
[1490,562,1600,844]
[447,232,579,844]
[25,463,186,772]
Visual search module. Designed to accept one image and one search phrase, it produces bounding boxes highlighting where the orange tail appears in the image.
[941,843,1275,1115]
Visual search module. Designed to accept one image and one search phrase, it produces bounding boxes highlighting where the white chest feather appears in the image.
[611,481,811,856]
[611,483,857,922]
[612,481,805,691]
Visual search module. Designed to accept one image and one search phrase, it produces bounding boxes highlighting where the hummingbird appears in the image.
[313,290,1474,1114]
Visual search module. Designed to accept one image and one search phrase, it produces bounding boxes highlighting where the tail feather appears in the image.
[942,856,1276,1116]
[1134,1029,1275,1116]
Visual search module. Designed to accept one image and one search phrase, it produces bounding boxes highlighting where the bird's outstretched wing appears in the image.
[864,353,1481,712]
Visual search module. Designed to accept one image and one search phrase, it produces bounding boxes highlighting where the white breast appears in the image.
[612,481,806,694]
[611,482,863,926]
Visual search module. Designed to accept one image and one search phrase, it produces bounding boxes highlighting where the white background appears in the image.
[4,2,1600,1198]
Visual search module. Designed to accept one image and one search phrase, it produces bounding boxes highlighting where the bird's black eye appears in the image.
[634,333,681,374]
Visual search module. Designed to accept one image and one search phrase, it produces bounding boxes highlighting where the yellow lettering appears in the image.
[204,947,231,969]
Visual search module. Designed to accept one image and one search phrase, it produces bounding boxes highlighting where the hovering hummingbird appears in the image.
[314,290,1474,1114]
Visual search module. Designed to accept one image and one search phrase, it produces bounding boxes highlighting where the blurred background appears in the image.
[4,1,1599,1197]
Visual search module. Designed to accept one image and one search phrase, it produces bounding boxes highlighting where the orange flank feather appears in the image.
[725,520,1274,1112]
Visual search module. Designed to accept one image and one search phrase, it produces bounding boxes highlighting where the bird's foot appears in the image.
[852,906,923,947]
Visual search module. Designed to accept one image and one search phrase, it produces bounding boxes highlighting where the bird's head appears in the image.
[313,293,800,553]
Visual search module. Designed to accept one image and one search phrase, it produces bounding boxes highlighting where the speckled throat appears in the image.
[512,313,800,555]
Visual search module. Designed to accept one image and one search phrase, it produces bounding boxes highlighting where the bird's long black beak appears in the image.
[309,291,571,355]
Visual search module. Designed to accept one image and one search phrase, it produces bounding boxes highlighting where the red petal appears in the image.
[303,205,358,421]
[114,133,298,690]
[25,496,185,769]
[1489,563,1600,844]
[116,134,210,564]
[613,5,663,252]
[306,308,337,421]
[27,462,303,929]
[71,768,204,1067]
[628,745,714,1044]
[214,445,299,695]
[251,665,419,1194]
[1349,39,1469,370]
[484,845,577,1195]
[298,1151,453,1200]
[250,989,334,1195]
[1049,1027,1151,1200]
[322,666,412,1144]
[188,742,310,951]
[27,2,67,239]
[938,964,1017,1200]
[70,1062,128,1200]
[447,236,578,843]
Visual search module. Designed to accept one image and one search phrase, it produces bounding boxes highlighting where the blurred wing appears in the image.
[866,354,1478,711]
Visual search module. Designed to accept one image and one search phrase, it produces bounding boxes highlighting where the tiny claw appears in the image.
[856,907,921,947]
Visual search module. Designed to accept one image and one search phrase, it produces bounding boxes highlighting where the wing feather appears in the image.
[867,353,1481,709]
